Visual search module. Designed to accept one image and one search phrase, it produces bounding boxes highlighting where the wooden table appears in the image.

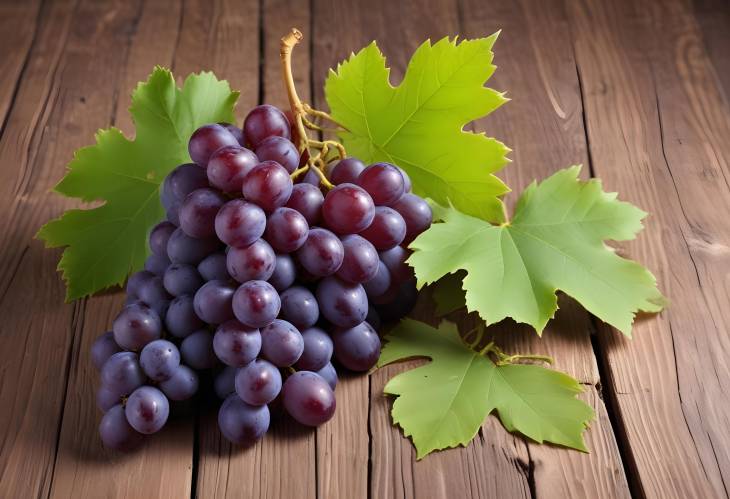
[1,0,729,497]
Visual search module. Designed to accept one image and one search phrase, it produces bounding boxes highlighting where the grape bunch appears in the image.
[91,104,432,451]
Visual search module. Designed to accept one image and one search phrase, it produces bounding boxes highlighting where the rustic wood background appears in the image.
[1,0,729,497]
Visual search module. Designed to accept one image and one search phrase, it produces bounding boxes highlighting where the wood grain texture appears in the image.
[567,0,730,496]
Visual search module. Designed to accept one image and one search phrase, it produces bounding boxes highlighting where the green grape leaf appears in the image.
[408,166,666,336]
[431,272,467,316]
[37,67,239,300]
[325,35,510,223]
[379,319,594,458]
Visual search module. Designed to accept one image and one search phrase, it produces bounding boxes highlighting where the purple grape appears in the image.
[112,303,162,351]
[366,305,382,331]
[268,253,296,291]
[218,394,270,445]
[316,362,338,391]
[375,279,418,321]
[286,183,324,225]
[301,167,321,187]
[91,331,121,370]
[321,183,375,234]
[159,365,199,401]
[243,105,291,148]
[260,319,303,367]
[392,193,431,244]
[97,385,121,412]
[218,122,245,146]
[165,295,204,338]
[359,206,406,250]
[163,263,203,296]
[125,386,169,434]
[295,327,333,371]
[126,270,155,299]
[296,228,344,277]
[280,286,319,329]
[357,163,405,206]
[398,167,412,192]
[137,276,172,315]
[214,366,238,399]
[99,404,144,451]
[144,253,171,276]
[336,234,379,283]
[207,145,258,192]
[264,207,308,253]
[149,221,176,256]
[179,188,226,238]
[379,246,414,283]
[197,252,230,281]
[332,322,381,371]
[242,161,293,212]
[180,330,217,370]
[282,371,336,426]
[166,200,182,226]
[188,124,240,167]
[140,339,180,381]
[226,239,276,283]
[161,163,209,207]
[315,276,368,327]
[255,136,300,173]
[194,280,236,324]
[213,320,262,367]
[214,199,267,249]
[167,228,220,265]
[329,157,365,185]
[232,280,280,328]
[235,359,282,405]
[101,352,146,396]
[363,261,391,298]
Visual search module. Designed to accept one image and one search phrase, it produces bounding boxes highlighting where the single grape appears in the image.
[161,163,209,207]
[375,279,418,321]
[213,320,262,367]
[165,295,204,338]
[144,253,171,276]
[260,319,304,367]
[214,366,238,399]
[332,322,381,371]
[101,352,146,396]
[214,199,266,249]
[166,200,182,226]
[359,206,407,250]
[180,330,217,370]
[356,162,405,206]
[125,386,170,434]
[336,234,379,283]
[362,261,391,298]
[315,276,368,327]
[280,286,319,329]
[163,263,203,297]
[243,104,291,148]
[226,239,276,282]
[255,136,300,173]
[329,157,365,185]
[197,252,230,281]
[218,394,270,445]
[179,188,226,239]
[398,167,412,192]
[295,327,333,371]
[379,246,414,283]
[188,124,240,167]
[126,270,155,299]
[242,161,293,212]
[149,221,176,256]
[159,365,199,401]
[99,404,144,451]
[235,359,282,405]
[207,145,258,192]
[315,362,338,391]
[167,228,220,265]
[268,253,296,291]
[137,276,172,316]
[91,331,121,370]
[112,303,162,351]
[193,280,236,324]
[392,193,432,244]
[232,280,280,328]
[286,183,324,225]
[139,339,180,381]
[296,227,344,277]
[282,371,336,426]
[264,207,308,253]
[218,122,245,146]
[97,385,121,412]
[321,183,375,234]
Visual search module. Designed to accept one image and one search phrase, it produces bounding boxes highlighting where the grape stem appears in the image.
[463,324,553,366]
[280,28,346,189]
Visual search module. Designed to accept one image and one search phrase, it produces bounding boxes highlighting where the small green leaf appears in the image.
[409,166,665,336]
[37,67,239,300]
[325,35,510,223]
[379,319,594,458]
[431,272,467,316]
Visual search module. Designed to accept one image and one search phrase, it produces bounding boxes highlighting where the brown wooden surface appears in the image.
[0,0,728,497]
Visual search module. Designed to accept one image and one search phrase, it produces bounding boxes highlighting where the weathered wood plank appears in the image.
[567,0,730,496]
[692,0,730,104]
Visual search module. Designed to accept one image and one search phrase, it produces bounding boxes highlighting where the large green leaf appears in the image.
[379,319,594,458]
[408,166,666,336]
[37,67,239,300]
[325,35,510,223]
